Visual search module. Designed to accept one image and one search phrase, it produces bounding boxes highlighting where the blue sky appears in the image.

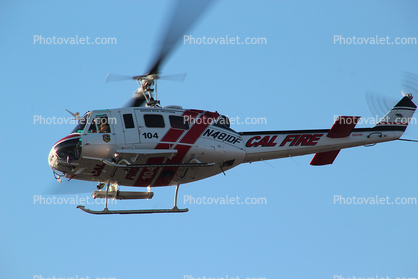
[1,1,418,279]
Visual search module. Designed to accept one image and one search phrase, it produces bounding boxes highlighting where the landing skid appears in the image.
[76,205,188,215]
[77,183,188,215]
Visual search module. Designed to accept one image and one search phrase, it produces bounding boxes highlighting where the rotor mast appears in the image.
[108,0,214,109]
[133,74,160,107]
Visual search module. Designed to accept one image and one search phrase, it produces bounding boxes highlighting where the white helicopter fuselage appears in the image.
[48,106,246,187]
[48,96,416,190]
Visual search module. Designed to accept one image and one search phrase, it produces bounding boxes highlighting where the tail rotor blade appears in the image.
[365,91,397,119]
[402,72,418,96]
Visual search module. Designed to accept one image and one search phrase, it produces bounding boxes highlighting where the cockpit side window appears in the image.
[144,114,165,128]
[88,118,97,133]
[70,112,89,134]
[123,114,135,129]
[169,115,189,130]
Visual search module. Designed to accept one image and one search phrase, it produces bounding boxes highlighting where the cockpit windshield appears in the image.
[70,112,90,134]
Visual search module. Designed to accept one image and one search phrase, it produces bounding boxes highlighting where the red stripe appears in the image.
[133,143,169,186]
[204,111,220,119]
[132,110,219,187]
[132,110,198,187]
[161,129,184,142]
[153,144,192,186]
[153,111,218,186]
[54,133,80,146]
[180,114,211,144]
[183,111,200,126]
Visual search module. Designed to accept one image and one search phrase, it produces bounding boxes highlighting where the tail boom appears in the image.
[240,96,416,165]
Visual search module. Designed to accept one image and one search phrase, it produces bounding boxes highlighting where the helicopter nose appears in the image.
[48,146,58,169]
[48,135,83,170]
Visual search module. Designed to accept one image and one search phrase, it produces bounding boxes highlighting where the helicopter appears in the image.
[48,0,417,214]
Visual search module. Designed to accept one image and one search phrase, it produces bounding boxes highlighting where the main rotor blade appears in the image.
[159,73,187,82]
[105,73,133,83]
[147,0,214,75]
[106,73,186,83]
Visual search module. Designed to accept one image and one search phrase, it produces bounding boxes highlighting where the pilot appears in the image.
[99,123,110,133]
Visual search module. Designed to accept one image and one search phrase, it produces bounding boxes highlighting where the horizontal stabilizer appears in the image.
[327,116,361,138]
[310,150,341,166]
